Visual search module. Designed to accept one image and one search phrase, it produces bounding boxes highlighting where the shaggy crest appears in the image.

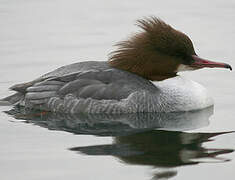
[108,17,196,80]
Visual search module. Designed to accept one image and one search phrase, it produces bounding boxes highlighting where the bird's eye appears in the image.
[182,55,195,65]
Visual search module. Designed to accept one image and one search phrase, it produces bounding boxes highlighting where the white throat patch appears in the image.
[177,64,195,72]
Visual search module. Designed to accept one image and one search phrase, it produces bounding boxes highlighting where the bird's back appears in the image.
[2,61,160,113]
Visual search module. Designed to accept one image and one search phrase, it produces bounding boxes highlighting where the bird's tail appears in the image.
[0,92,24,105]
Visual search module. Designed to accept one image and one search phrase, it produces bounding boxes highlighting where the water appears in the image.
[0,0,235,179]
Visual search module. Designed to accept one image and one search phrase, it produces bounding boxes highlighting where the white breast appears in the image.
[152,76,214,112]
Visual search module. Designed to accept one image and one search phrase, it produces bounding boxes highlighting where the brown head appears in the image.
[108,17,232,81]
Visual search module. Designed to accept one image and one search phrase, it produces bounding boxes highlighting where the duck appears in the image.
[1,17,232,114]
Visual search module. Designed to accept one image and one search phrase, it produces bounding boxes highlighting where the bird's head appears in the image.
[108,17,232,81]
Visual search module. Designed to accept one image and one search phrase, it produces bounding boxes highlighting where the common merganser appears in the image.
[1,17,232,113]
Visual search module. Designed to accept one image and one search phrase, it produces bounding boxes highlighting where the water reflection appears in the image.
[4,106,234,179]
[71,130,233,179]
[71,131,233,170]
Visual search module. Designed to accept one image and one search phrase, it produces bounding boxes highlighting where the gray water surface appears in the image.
[0,0,235,180]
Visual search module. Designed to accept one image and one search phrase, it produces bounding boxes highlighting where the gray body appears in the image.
[2,61,162,113]
[2,61,213,113]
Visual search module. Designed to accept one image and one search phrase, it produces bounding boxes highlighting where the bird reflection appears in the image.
[70,130,234,179]
[4,105,234,179]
